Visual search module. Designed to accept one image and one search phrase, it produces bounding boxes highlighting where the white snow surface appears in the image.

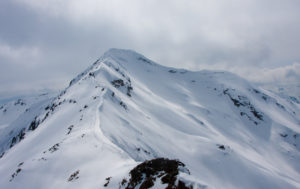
[0,48,300,189]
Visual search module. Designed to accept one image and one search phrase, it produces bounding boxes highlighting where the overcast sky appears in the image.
[0,0,300,98]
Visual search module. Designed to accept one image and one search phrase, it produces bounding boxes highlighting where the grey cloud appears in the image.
[0,0,300,97]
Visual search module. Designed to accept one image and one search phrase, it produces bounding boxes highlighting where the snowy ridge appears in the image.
[0,49,300,189]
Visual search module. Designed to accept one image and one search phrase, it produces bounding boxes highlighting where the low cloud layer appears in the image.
[0,0,300,97]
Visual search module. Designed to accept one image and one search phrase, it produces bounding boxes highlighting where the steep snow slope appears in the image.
[0,49,300,189]
[0,93,55,154]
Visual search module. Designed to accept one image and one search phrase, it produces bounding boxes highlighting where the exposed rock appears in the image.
[120,158,193,189]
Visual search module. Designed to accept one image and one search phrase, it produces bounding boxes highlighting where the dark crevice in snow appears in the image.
[9,168,22,182]
[67,125,74,135]
[168,70,177,73]
[0,152,4,159]
[278,129,300,151]
[14,99,26,106]
[68,170,80,182]
[218,145,225,150]
[137,148,151,155]
[38,157,47,161]
[48,143,60,153]
[104,177,112,187]
[28,116,40,131]
[9,162,24,182]
[10,128,26,148]
[120,101,127,110]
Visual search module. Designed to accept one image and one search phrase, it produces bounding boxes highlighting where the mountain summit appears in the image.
[0,49,300,189]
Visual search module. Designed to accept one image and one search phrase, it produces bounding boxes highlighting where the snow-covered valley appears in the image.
[0,49,299,189]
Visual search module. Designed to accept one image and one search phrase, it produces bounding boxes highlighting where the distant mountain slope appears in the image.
[261,83,300,104]
[0,93,55,154]
[0,49,299,189]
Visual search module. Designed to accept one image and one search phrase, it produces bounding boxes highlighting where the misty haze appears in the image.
[0,1,300,189]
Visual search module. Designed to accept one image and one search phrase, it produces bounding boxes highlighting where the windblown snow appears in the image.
[0,49,299,189]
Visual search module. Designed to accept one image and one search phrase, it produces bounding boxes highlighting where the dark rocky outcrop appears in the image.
[121,158,193,189]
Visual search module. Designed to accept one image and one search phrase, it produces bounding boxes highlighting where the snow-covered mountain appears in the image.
[260,83,300,105]
[0,49,299,189]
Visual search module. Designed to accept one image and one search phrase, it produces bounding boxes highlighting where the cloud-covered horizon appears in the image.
[1,0,300,97]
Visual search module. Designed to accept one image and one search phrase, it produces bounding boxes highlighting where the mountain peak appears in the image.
[67,48,157,88]
[101,48,156,67]
[103,48,140,57]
